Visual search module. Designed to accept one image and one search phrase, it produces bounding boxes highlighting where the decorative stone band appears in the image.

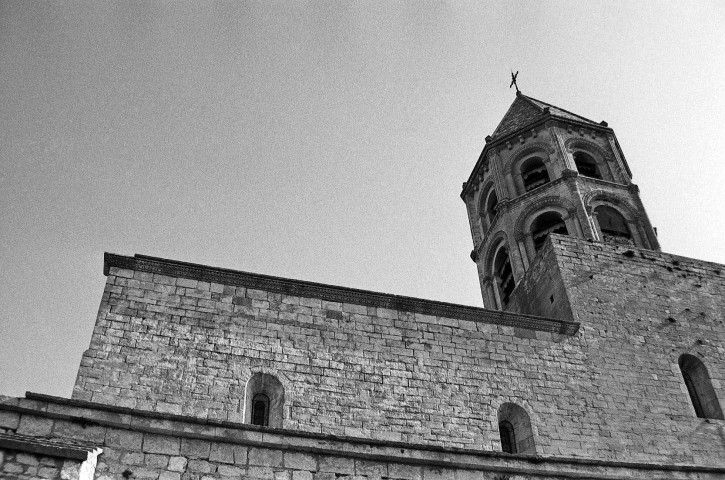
[0,432,98,460]
[104,253,580,335]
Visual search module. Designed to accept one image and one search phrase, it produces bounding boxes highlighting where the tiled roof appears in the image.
[492,94,600,138]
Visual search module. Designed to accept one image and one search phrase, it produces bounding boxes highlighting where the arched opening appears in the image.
[485,189,499,225]
[499,420,516,453]
[678,354,724,420]
[573,152,602,179]
[594,205,632,245]
[251,393,270,426]
[498,403,535,454]
[520,157,550,192]
[531,211,568,250]
[493,246,515,307]
[245,373,285,428]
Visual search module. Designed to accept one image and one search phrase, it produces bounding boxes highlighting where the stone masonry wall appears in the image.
[2,395,724,480]
[543,235,725,464]
[71,249,725,464]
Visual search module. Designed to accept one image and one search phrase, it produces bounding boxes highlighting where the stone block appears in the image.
[158,472,181,480]
[388,463,422,480]
[17,415,53,437]
[167,456,187,472]
[106,429,144,450]
[143,434,180,455]
[318,455,354,474]
[187,459,214,474]
[217,464,245,476]
[292,471,314,480]
[0,411,20,429]
[248,447,283,467]
[15,453,39,466]
[209,442,235,464]
[247,465,275,479]
[284,452,316,470]
[180,438,211,458]
[53,419,106,443]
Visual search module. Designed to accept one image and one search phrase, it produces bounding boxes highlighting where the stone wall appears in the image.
[2,394,724,480]
[543,235,725,463]
[71,247,725,464]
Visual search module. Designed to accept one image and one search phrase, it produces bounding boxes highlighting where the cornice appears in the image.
[6,394,725,476]
[104,253,580,335]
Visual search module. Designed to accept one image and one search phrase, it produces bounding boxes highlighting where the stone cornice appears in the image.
[0,432,98,460]
[4,394,725,478]
[104,253,580,335]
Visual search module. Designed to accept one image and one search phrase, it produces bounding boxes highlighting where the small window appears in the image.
[245,373,285,428]
[679,354,724,420]
[493,246,515,307]
[251,393,270,426]
[574,152,602,179]
[499,420,516,453]
[498,403,535,454]
[521,157,550,192]
[531,211,568,250]
[594,206,632,244]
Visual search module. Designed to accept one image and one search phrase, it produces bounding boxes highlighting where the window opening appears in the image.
[594,206,632,245]
[486,190,499,224]
[251,393,270,426]
[531,211,568,250]
[493,247,515,306]
[574,152,602,179]
[497,403,536,454]
[679,354,724,420]
[499,420,516,453]
[521,158,550,192]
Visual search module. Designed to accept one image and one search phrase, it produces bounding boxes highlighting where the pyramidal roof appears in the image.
[492,93,601,138]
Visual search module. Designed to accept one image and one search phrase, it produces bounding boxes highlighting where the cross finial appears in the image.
[509,70,520,94]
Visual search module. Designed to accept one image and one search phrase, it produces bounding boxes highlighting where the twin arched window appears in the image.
[245,373,285,428]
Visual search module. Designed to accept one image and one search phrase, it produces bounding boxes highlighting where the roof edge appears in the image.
[103,253,580,335]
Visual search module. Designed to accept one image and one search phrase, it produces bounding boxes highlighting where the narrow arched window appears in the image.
[574,152,602,179]
[245,373,285,427]
[485,189,499,225]
[678,354,724,420]
[531,211,568,250]
[594,206,631,244]
[251,393,270,426]
[499,420,516,453]
[493,246,515,307]
[520,157,550,192]
[498,403,535,454]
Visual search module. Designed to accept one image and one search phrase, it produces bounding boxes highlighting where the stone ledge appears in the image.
[104,253,580,335]
[0,432,98,460]
[4,393,724,478]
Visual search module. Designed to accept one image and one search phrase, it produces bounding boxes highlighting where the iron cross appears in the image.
[510,70,520,93]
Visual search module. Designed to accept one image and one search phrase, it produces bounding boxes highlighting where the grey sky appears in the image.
[2,1,724,398]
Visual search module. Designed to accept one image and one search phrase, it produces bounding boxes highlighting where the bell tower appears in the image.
[461,91,659,310]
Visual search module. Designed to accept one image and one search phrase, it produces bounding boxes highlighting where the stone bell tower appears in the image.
[461,91,660,310]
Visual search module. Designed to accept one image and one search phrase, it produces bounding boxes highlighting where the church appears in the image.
[1,91,724,479]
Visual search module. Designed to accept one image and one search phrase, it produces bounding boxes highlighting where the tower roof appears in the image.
[492,93,601,138]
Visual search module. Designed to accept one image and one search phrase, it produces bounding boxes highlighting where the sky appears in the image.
[1,1,724,398]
